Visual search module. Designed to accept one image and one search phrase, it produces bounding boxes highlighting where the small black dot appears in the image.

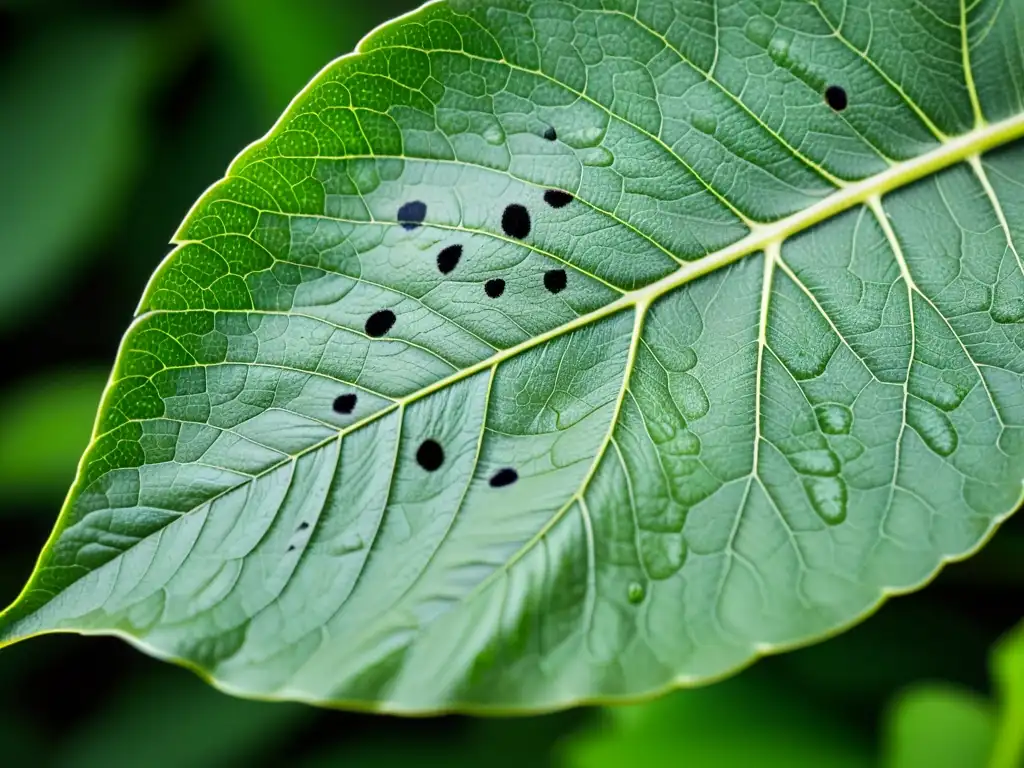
[365,309,396,337]
[544,126,557,141]
[333,394,357,414]
[437,244,462,274]
[297,522,310,531]
[485,278,506,298]
[544,190,573,209]
[544,269,567,294]
[398,200,427,230]
[825,85,848,111]
[287,545,297,553]
[416,439,445,472]
[489,468,519,488]
[502,204,532,239]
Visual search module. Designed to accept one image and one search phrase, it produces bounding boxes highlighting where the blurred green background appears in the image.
[0,1,1021,766]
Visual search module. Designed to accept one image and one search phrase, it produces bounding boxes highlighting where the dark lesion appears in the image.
[489,468,518,488]
[825,85,848,111]
[437,244,463,274]
[364,310,396,338]
[333,394,358,415]
[416,439,445,472]
[485,278,506,298]
[544,190,573,209]
[544,269,567,294]
[397,200,427,230]
[501,204,532,239]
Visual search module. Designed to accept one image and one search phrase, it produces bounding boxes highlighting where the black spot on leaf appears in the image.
[825,85,848,111]
[489,468,518,488]
[297,522,310,532]
[398,200,427,230]
[544,190,573,209]
[287,545,297,553]
[437,244,462,274]
[416,439,445,472]
[544,269,567,294]
[485,279,506,298]
[365,310,396,337]
[333,394,357,414]
[502,204,531,239]
[544,126,557,141]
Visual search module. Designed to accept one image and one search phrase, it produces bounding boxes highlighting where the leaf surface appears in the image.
[4,0,1024,712]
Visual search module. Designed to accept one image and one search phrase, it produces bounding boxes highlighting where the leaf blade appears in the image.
[3,0,1024,713]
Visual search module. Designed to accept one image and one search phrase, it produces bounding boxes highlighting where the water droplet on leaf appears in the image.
[805,477,848,525]
[815,403,853,435]
[907,398,958,457]
[627,582,645,604]
[745,17,775,47]
[483,122,506,145]
[791,448,841,477]
[692,113,717,135]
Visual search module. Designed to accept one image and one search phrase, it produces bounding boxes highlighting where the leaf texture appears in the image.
[4,0,1024,712]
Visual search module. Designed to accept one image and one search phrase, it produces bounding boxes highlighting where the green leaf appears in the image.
[3,0,1024,712]
[0,372,107,504]
[0,718,45,765]
[302,715,583,768]
[883,685,997,768]
[53,662,306,768]
[0,23,151,328]
[879,620,1024,768]
[991,622,1024,768]
[562,671,871,768]
[207,0,414,119]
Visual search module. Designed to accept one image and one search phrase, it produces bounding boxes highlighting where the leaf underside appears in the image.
[4,0,1024,713]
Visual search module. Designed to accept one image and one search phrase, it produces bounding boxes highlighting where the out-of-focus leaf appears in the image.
[54,663,307,768]
[0,371,106,502]
[303,744,479,768]
[0,24,150,329]
[991,622,1024,768]
[208,0,418,117]
[562,672,870,768]
[0,717,45,764]
[883,685,996,768]
[778,601,990,706]
[206,0,368,117]
[303,714,583,768]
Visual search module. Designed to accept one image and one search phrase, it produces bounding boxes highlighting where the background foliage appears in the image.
[0,1,1020,765]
